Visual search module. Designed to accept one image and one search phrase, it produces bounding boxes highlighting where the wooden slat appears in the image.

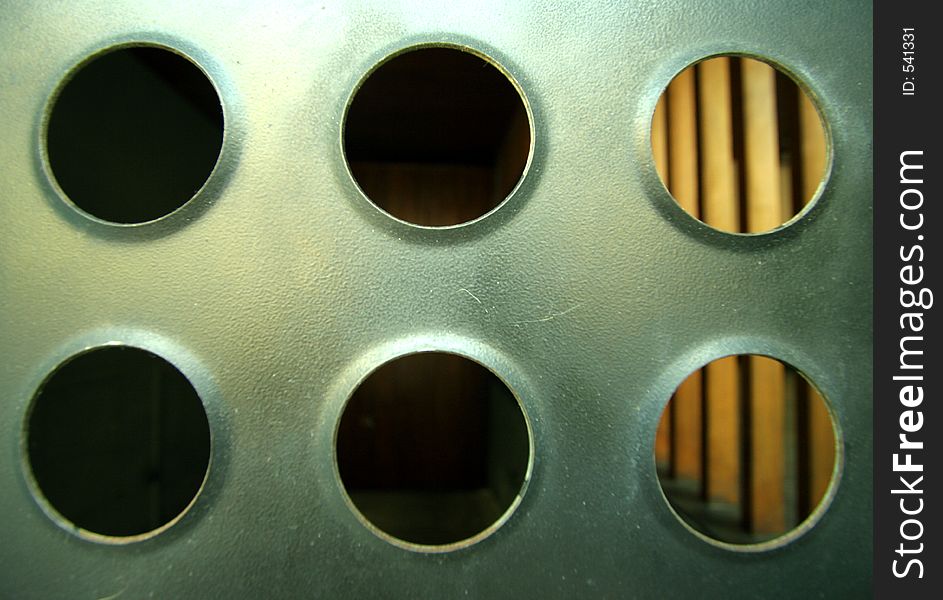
[652,94,672,469]
[668,69,700,218]
[672,371,703,481]
[742,59,783,233]
[698,58,739,231]
[741,59,787,534]
[655,395,672,472]
[652,93,670,184]
[666,68,703,483]
[698,57,740,505]
[704,356,739,504]
[748,356,786,533]
[799,92,827,207]
[806,385,834,509]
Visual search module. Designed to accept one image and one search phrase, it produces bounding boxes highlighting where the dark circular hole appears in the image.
[654,355,837,545]
[336,352,531,548]
[26,346,211,539]
[46,46,224,224]
[344,47,531,227]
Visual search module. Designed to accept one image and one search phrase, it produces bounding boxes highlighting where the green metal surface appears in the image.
[0,1,872,597]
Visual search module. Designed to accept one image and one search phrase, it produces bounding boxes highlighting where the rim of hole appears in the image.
[332,349,535,553]
[340,42,535,230]
[653,353,843,552]
[20,343,213,545]
[40,41,225,227]
[650,52,832,237]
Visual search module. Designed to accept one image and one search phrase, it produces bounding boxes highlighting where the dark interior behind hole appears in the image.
[46,47,223,224]
[344,48,530,226]
[27,346,210,537]
[337,353,530,546]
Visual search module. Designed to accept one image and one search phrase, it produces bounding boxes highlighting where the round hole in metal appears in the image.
[343,46,531,227]
[45,45,224,224]
[651,55,828,234]
[336,351,531,549]
[654,355,839,547]
[25,345,211,541]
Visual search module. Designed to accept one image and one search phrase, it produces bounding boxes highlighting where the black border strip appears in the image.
[874,3,940,596]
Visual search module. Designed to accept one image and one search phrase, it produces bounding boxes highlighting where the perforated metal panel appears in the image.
[0,1,871,597]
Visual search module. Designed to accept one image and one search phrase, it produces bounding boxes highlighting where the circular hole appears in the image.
[25,346,211,540]
[654,355,838,546]
[651,56,827,233]
[343,46,531,227]
[336,352,531,549]
[45,45,224,224]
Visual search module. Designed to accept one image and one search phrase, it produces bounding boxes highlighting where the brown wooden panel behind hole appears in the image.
[350,162,494,226]
[344,47,530,226]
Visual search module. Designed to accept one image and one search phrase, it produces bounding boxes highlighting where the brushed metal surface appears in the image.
[0,1,871,597]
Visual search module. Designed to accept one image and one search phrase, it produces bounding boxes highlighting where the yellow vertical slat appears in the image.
[807,386,834,510]
[698,57,739,231]
[667,68,703,483]
[742,59,783,233]
[799,92,826,207]
[653,94,670,183]
[698,57,739,505]
[748,357,786,533]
